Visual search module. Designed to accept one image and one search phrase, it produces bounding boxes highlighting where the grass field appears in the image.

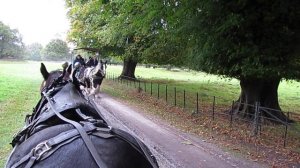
[0,61,64,166]
[107,65,300,113]
[0,60,299,166]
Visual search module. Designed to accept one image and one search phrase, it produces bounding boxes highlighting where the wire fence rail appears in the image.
[105,73,300,149]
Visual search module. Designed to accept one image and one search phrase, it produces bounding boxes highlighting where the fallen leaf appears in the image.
[181,140,193,145]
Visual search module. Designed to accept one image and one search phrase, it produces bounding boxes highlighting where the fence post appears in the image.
[196,92,199,113]
[284,113,288,147]
[138,80,141,89]
[151,82,153,96]
[230,101,234,127]
[253,102,259,136]
[257,103,261,135]
[158,84,160,99]
[183,90,186,109]
[174,87,177,106]
[212,96,215,120]
[284,124,288,148]
[133,80,136,88]
[165,85,168,102]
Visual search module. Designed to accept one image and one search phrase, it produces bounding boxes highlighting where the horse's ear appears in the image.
[100,60,103,64]
[67,64,72,75]
[40,63,49,80]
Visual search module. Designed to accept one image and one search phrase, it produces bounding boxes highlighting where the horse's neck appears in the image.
[96,63,101,69]
[96,63,104,73]
[99,63,107,74]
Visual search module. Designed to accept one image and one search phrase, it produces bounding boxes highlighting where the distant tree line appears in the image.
[0,21,24,58]
[0,21,70,61]
[26,39,70,61]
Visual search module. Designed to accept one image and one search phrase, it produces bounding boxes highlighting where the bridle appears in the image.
[13,67,107,168]
[41,86,107,168]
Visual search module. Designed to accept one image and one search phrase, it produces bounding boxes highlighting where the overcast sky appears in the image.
[0,0,70,46]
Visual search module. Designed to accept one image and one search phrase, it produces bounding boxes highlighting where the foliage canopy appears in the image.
[0,21,24,58]
[43,39,70,61]
[176,0,300,80]
[66,0,299,80]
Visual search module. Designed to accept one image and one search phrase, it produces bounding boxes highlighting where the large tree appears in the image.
[66,1,124,67]
[172,0,300,121]
[65,0,299,121]
[43,39,70,61]
[0,21,24,59]
[66,0,159,79]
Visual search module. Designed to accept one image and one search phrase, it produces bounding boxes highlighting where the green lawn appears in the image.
[0,60,63,166]
[107,65,300,113]
[0,61,299,166]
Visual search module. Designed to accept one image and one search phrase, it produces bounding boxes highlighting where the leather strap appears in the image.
[24,157,36,168]
[89,100,107,124]
[111,128,158,168]
[75,108,97,123]
[11,153,32,168]
[89,99,158,168]
[43,92,106,168]
[11,123,103,168]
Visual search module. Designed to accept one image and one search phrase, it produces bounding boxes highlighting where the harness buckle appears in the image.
[32,141,51,160]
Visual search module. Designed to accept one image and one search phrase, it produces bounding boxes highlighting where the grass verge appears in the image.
[0,60,61,167]
[107,65,300,113]
[102,79,300,167]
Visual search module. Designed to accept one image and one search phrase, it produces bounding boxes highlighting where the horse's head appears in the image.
[82,60,107,96]
[40,62,72,92]
[100,60,107,75]
[93,60,107,77]
[30,62,89,124]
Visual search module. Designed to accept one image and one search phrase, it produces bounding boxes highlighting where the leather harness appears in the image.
[10,81,158,168]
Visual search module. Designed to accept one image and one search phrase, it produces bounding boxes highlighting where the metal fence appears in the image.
[105,73,300,149]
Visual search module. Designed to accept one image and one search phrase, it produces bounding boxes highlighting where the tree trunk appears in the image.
[120,58,137,80]
[233,77,291,123]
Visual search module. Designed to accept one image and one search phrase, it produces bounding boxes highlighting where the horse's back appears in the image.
[6,64,157,168]
[6,123,153,168]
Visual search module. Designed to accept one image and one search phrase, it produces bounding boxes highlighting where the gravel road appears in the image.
[94,93,264,168]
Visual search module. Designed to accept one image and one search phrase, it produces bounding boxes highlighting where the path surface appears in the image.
[94,93,263,168]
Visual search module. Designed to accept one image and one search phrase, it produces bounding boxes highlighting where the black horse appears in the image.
[5,63,158,168]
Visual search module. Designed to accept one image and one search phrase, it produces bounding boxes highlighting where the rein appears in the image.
[42,91,106,168]
[8,65,159,168]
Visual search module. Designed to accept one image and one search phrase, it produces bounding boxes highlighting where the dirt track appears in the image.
[94,93,264,168]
